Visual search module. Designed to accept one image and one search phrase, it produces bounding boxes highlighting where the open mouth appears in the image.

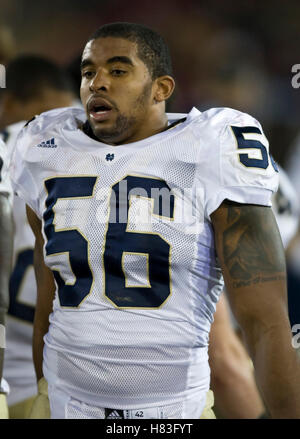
[88,98,114,122]
[92,104,111,113]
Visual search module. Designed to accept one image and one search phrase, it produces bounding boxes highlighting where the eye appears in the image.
[82,70,95,79]
[111,69,126,76]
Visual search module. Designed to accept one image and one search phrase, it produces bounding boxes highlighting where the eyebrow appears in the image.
[80,58,93,70]
[80,56,134,71]
[106,56,134,66]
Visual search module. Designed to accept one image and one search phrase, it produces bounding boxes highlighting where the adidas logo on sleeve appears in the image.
[35,138,57,148]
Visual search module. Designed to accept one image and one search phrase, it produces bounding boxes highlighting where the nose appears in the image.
[89,69,109,92]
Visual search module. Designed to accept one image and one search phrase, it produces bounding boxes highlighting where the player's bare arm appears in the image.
[209,293,266,418]
[220,201,285,285]
[211,200,300,418]
[0,193,13,387]
[26,205,55,381]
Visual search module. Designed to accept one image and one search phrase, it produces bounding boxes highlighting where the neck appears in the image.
[118,112,169,145]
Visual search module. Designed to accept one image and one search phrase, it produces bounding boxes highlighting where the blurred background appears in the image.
[1,0,300,322]
[1,0,300,163]
[2,0,300,165]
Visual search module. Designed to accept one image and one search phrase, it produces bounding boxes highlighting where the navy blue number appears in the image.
[104,175,174,308]
[231,126,269,169]
[8,249,35,323]
[232,126,278,172]
[43,177,97,307]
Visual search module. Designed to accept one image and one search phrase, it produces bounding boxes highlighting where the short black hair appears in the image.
[6,55,74,101]
[88,22,173,79]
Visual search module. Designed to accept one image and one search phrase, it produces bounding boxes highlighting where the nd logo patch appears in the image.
[105,153,114,161]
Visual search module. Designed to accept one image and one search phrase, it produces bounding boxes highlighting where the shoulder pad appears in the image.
[23,106,85,137]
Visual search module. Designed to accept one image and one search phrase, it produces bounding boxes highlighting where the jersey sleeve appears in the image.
[194,108,279,218]
[9,123,42,216]
[9,107,82,218]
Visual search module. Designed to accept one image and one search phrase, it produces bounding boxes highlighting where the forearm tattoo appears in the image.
[219,201,286,288]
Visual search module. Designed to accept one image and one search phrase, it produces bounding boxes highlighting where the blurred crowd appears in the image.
[0,0,300,330]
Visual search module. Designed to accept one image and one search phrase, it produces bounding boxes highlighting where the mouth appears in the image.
[87,97,114,122]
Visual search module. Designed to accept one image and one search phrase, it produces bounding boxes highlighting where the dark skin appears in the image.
[80,37,175,145]
[209,293,266,418]
[220,201,285,284]
[211,200,300,418]
[26,206,55,383]
[28,36,300,418]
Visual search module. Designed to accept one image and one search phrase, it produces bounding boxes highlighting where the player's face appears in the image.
[80,37,155,145]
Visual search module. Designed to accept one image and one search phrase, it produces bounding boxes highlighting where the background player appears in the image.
[0,54,75,418]
[0,138,13,418]
[10,22,300,419]
[0,55,76,129]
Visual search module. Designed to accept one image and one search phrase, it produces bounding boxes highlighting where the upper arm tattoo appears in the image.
[214,201,286,288]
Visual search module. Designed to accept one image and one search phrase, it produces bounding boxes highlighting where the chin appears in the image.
[94,126,123,144]
[91,114,134,144]
[89,120,111,138]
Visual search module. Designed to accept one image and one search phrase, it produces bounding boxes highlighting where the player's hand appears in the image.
[200,390,216,419]
[28,377,50,419]
[0,393,9,419]
[0,378,10,419]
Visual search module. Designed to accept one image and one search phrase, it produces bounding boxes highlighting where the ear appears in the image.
[153,75,175,103]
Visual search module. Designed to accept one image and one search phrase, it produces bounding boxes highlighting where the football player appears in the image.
[10,22,300,419]
[1,55,75,418]
[0,138,13,418]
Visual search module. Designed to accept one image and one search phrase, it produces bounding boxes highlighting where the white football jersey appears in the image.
[10,106,278,408]
[1,121,37,406]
